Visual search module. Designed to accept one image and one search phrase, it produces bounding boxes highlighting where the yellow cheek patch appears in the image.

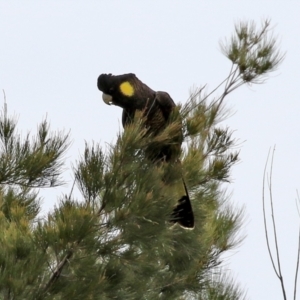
[120,81,134,97]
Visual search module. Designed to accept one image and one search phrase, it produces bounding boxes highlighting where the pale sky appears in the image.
[1,2,300,299]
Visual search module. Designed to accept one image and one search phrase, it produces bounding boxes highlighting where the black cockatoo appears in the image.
[97,73,194,229]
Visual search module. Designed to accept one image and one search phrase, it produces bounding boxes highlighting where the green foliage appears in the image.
[0,112,70,187]
[0,19,283,299]
[220,19,284,83]
[0,114,70,299]
[199,274,246,300]
[74,142,106,205]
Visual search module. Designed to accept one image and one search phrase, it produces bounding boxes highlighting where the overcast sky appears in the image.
[1,2,300,299]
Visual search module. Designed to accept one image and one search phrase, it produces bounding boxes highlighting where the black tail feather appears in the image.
[170,179,194,229]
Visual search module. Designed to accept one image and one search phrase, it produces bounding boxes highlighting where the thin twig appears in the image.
[68,177,76,200]
[267,146,287,300]
[262,148,279,277]
[294,227,300,300]
[296,190,300,218]
[294,191,300,300]
[224,63,235,90]
[214,68,239,113]
[184,67,237,116]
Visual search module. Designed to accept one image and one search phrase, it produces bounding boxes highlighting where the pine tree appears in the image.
[0,19,283,299]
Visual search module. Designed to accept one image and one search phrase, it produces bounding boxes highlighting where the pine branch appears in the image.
[183,19,284,143]
[42,248,75,294]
